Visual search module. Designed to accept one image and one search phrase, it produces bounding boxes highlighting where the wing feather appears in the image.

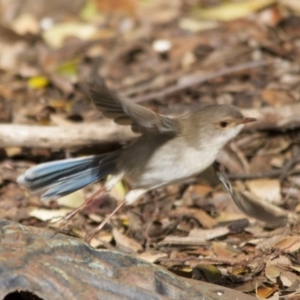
[88,77,181,135]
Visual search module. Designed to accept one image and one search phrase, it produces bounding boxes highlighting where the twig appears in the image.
[132,60,270,103]
[227,169,300,180]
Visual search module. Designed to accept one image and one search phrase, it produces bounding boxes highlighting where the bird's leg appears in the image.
[85,188,146,242]
[144,190,159,251]
[59,186,106,231]
[85,200,126,242]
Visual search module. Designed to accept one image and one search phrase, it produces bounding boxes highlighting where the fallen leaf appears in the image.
[136,251,167,263]
[192,264,222,283]
[43,22,98,48]
[113,228,143,253]
[257,284,279,298]
[12,13,39,35]
[212,242,237,259]
[281,0,300,14]
[245,179,281,204]
[178,18,218,32]
[189,227,230,240]
[5,147,22,157]
[192,0,276,22]
[280,270,298,287]
[28,76,49,89]
[57,190,85,208]
[29,208,72,221]
[274,236,300,253]
[170,207,216,228]
[265,261,280,283]
[262,89,296,107]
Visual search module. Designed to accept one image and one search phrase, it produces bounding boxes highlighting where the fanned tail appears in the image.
[17,151,120,201]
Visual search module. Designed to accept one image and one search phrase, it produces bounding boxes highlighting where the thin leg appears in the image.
[59,186,106,231]
[85,188,147,242]
[144,190,159,251]
[85,200,126,242]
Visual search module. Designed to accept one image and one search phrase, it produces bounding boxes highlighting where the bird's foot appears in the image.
[85,200,126,243]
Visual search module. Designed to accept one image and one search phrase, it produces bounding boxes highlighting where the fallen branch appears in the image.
[0,120,137,148]
[1,103,300,149]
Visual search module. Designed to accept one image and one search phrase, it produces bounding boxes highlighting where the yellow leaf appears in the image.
[80,1,101,21]
[193,264,222,283]
[56,60,79,78]
[113,180,127,198]
[57,190,85,208]
[28,76,49,89]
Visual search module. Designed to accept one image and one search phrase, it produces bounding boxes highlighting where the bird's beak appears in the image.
[239,117,256,124]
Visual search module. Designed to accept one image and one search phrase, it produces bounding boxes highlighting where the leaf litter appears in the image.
[1,0,300,298]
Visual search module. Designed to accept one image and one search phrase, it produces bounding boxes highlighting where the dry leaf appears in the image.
[43,22,98,48]
[136,251,167,263]
[57,190,85,208]
[5,147,22,157]
[178,18,218,32]
[245,179,281,205]
[189,227,230,240]
[12,13,39,35]
[29,208,72,221]
[94,0,137,15]
[192,0,276,22]
[280,271,298,287]
[113,228,143,253]
[171,207,216,229]
[90,231,113,248]
[262,89,296,107]
[212,242,236,259]
[274,236,300,253]
[281,0,300,14]
[265,261,280,283]
[159,235,210,246]
[256,226,290,250]
[257,284,279,298]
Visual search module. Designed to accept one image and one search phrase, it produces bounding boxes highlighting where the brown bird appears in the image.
[18,78,256,228]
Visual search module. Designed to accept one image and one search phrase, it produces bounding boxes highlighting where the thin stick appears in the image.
[85,200,126,242]
[133,60,270,103]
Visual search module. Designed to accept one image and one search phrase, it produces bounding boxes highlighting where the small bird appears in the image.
[18,78,255,218]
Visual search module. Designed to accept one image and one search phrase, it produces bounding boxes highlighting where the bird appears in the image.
[17,78,256,229]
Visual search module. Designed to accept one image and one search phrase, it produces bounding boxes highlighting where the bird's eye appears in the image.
[220,121,228,128]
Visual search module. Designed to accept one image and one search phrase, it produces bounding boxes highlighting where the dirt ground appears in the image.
[1,0,300,299]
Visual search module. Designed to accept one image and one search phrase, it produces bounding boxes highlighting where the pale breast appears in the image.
[143,143,217,187]
[121,135,219,189]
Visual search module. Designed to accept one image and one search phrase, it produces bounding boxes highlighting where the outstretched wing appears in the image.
[88,77,181,135]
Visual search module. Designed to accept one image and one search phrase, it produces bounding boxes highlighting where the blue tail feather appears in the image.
[17,151,121,201]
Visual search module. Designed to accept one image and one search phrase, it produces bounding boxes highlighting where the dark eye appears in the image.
[220,121,228,128]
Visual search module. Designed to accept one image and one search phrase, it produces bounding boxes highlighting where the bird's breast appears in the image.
[121,136,220,189]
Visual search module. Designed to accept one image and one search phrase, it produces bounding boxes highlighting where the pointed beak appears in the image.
[239,117,256,124]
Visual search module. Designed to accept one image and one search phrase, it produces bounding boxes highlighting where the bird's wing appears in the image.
[88,77,181,135]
